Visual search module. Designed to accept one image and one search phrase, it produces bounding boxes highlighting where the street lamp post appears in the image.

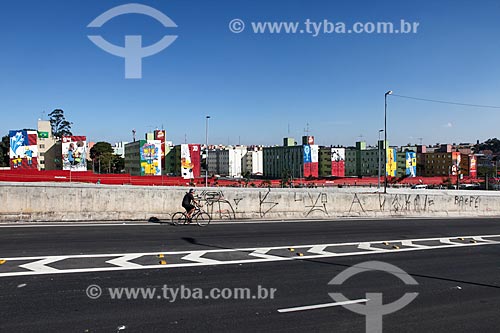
[378,129,384,190]
[384,90,393,194]
[205,116,210,187]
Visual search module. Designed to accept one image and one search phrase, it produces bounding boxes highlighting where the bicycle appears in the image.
[171,205,211,227]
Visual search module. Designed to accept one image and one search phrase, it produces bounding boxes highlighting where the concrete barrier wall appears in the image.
[1,182,499,222]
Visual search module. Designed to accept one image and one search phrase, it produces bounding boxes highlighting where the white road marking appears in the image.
[358,242,385,251]
[278,299,369,313]
[307,245,334,255]
[472,236,497,243]
[0,234,499,278]
[19,257,67,273]
[106,254,143,268]
[401,240,428,248]
[249,248,282,260]
[439,238,460,245]
[181,251,219,264]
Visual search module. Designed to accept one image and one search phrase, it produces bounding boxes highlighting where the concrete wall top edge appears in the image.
[1,182,499,197]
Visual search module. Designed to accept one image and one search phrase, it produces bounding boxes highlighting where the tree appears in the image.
[112,156,125,173]
[49,109,73,139]
[475,138,500,154]
[89,142,124,174]
[90,142,113,160]
[90,142,114,174]
[0,135,9,167]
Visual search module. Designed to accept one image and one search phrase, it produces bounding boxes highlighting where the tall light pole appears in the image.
[384,90,393,194]
[205,115,210,187]
[378,129,384,190]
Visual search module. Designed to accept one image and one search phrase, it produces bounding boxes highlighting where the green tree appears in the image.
[112,156,125,173]
[90,142,114,173]
[49,109,73,139]
[90,142,113,159]
[475,138,500,154]
[0,135,9,167]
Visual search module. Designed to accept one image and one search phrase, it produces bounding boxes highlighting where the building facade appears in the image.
[37,120,60,171]
[164,144,201,179]
[124,140,162,176]
[345,141,386,177]
[9,129,39,170]
[112,142,129,158]
[242,147,263,176]
[263,137,319,179]
[319,147,346,177]
[207,146,248,178]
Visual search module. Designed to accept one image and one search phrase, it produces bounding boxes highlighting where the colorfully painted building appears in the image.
[319,147,345,177]
[396,149,417,178]
[422,151,470,177]
[164,144,201,179]
[9,129,38,170]
[124,140,162,176]
[263,137,319,179]
[62,136,87,171]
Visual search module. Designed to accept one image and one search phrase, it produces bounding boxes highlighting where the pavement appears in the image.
[0,217,499,332]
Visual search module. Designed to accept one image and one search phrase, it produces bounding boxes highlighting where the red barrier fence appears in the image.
[0,170,481,188]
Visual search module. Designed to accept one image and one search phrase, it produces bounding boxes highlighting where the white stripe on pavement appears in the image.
[278,299,369,313]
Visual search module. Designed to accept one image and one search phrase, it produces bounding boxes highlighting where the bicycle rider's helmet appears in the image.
[189,188,195,193]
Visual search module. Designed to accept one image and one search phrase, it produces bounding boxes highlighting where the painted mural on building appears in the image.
[331,148,345,177]
[155,130,166,171]
[188,144,201,178]
[451,152,461,176]
[62,136,87,171]
[386,148,397,177]
[9,130,38,170]
[303,145,319,178]
[405,152,417,177]
[181,144,194,179]
[140,140,161,176]
[469,155,477,178]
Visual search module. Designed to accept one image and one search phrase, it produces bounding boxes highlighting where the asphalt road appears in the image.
[0,217,499,332]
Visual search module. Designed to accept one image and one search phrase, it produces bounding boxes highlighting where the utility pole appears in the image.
[378,129,383,190]
[205,116,210,187]
[384,90,393,193]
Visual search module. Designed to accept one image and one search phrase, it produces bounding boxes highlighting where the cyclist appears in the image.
[182,188,198,222]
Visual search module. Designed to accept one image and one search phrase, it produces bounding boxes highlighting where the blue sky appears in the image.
[1,0,500,147]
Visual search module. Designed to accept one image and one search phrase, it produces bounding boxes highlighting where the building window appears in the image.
[39,144,45,149]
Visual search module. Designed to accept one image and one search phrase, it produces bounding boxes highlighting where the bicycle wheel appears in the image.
[195,212,211,227]
[171,212,186,226]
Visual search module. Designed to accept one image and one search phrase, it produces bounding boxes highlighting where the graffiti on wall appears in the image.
[386,194,434,213]
[349,193,366,214]
[259,188,279,218]
[304,192,328,216]
[197,190,236,219]
[454,196,480,210]
[346,193,436,215]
